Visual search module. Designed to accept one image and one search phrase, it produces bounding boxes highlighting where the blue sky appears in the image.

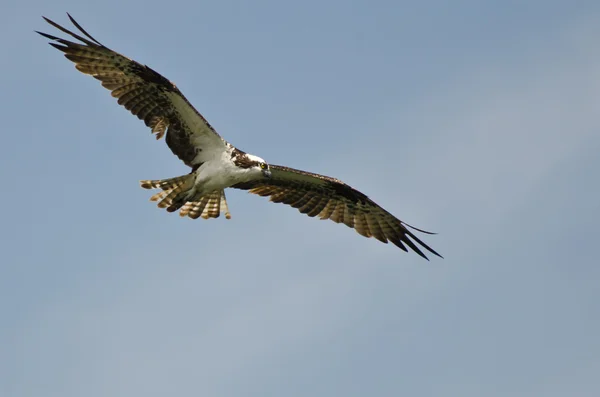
[1,0,599,396]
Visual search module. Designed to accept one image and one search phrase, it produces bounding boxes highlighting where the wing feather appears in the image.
[305,196,329,217]
[38,14,226,167]
[232,165,442,260]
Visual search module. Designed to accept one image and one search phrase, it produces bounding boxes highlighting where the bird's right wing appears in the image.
[233,165,442,259]
[37,14,227,167]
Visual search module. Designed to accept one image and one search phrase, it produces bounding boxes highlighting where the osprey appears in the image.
[38,14,442,260]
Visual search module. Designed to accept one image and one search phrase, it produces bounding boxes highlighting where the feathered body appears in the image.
[37,14,442,259]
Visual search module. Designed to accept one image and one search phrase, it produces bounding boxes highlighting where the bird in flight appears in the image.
[37,14,442,260]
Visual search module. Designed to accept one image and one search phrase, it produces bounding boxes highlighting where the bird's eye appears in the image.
[260,162,266,169]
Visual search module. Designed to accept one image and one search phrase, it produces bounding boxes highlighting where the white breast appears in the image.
[193,151,259,195]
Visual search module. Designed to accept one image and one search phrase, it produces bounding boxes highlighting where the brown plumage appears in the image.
[36,13,226,167]
[232,165,442,260]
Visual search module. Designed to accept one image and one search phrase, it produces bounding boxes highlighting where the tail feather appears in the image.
[156,186,187,209]
[141,175,231,220]
[140,175,191,190]
[179,198,200,218]
[180,190,231,219]
[220,190,232,219]
[140,174,194,211]
[149,189,170,202]
[187,196,212,219]
[202,192,222,219]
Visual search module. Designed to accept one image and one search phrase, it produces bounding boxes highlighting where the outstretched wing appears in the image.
[37,14,227,167]
[232,165,442,260]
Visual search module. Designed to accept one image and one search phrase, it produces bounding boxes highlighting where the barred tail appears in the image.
[140,175,231,219]
[140,174,196,212]
[140,174,192,191]
[180,190,231,220]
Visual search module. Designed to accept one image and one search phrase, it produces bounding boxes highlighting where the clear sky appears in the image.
[1,1,599,396]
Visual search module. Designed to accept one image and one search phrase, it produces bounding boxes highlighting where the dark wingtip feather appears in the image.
[36,30,60,41]
[405,229,444,259]
[403,221,437,235]
[40,14,98,47]
[389,238,409,253]
[66,12,103,45]
[401,235,430,260]
[48,43,68,52]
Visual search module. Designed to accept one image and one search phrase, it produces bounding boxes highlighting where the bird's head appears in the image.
[246,154,272,178]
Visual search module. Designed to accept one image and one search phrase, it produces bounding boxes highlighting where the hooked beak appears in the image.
[263,169,272,178]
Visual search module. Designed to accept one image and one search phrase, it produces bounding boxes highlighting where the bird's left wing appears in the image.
[37,14,227,167]
[232,165,442,259]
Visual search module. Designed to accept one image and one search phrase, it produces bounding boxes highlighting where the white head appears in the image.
[232,152,271,178]
[247,154,272,178]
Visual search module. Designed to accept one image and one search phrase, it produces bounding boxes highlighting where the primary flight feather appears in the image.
[37,14,442,260]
